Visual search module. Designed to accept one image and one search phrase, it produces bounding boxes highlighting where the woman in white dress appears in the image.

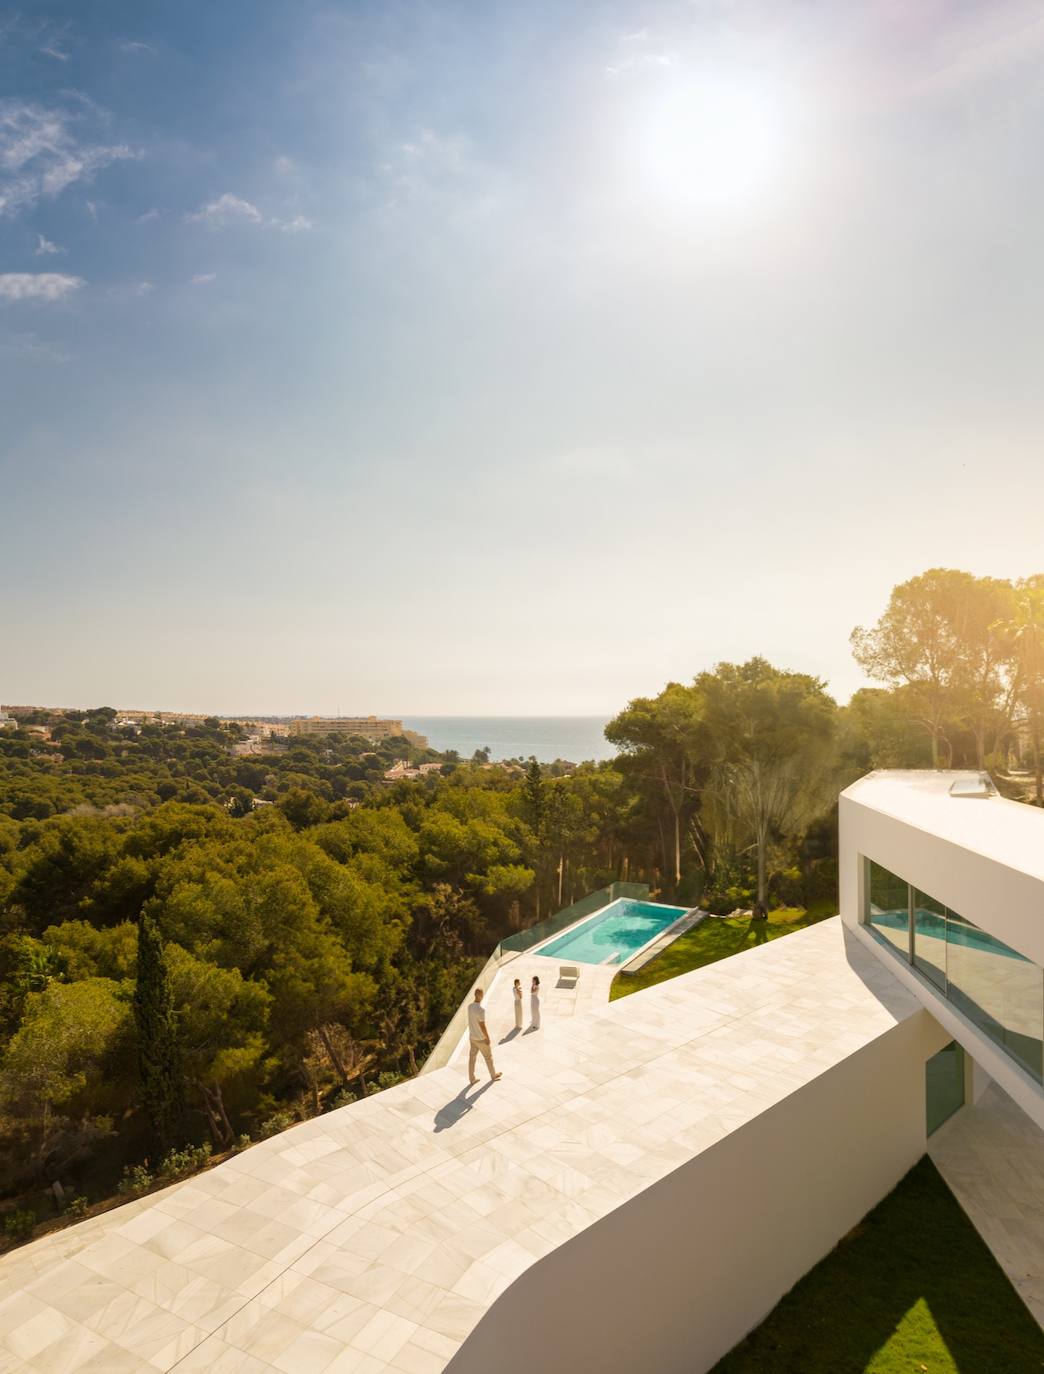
[530,975,541,1030]
[513,978,523,1030]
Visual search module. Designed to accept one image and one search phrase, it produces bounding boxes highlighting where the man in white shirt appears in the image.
[467,988,502,1085]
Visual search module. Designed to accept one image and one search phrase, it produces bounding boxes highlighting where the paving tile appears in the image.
[0,919,974,1371]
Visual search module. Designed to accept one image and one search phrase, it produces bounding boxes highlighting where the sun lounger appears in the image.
[558,965,580,987]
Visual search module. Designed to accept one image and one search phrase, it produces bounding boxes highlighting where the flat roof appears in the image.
[842,771,1044,883]
[0,920,923,1373]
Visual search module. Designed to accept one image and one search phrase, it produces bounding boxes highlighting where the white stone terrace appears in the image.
[0,920,927,1373]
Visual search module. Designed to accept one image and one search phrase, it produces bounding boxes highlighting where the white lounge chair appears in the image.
[558,965,580,988]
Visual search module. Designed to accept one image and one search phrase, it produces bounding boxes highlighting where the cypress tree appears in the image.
[134,914,185,1152]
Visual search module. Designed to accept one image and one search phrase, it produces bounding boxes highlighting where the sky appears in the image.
[3,1,1044,716]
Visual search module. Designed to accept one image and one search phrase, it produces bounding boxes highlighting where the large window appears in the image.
[912,888,947,992]
[863,857,1044,1085]
[866,861,910,959]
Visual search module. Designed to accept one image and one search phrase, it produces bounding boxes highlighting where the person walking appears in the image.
[530,975,541,1030]
[467,988,502,1085]
[513,978,524,1031]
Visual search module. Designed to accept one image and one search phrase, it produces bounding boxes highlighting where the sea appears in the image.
[401,717,616,765]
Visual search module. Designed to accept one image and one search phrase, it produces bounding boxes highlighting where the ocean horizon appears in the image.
[401,716,617,764]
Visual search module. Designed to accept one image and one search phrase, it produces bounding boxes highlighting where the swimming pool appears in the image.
[537,898,690,966]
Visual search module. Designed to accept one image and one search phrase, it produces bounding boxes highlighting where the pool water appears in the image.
[538,898,690,966]
[870,909,1030,961]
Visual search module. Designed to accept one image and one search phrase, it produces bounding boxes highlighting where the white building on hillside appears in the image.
[840,770,1043,1129]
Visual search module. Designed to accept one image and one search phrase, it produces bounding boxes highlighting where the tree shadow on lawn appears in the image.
[712,1156,1044,1373]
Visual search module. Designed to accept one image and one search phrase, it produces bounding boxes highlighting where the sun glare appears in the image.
[627,74,795,214]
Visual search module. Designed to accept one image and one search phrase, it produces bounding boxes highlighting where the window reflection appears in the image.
[913,888,946,991]
[945,912,1044,1083]
[866,860,909,958]
[863,857,1044,1085]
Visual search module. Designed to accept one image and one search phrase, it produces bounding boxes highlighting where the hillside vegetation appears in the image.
[1,567,1041,1244]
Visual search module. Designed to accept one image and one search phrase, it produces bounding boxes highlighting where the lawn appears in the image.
[609,899,836,1002]
[711,1156,1044,1373]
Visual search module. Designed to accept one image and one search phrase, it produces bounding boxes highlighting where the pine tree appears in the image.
[134,914,185,1152]
[521,757,546,834]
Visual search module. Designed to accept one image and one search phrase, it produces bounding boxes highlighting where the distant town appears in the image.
[0,707,434,782]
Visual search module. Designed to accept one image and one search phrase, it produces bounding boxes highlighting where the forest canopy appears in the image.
[1,566,1040,1243]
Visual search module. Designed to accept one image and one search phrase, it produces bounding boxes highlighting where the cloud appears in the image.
[0,99,137,217]
[185,192,263,228]
[39,41,68,62]
[276,213,312,233]
[185,191,313,233]
[34,233,64,255]
[120,40,155,55]
[134,280,154,296]
[135,206,162,223]
[0,272,84,302]
[192,272,216,284]
[273,155,296,174]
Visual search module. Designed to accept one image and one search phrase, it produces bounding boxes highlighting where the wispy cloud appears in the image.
[0,271,84,302]
[191,272,217,284]
[39,40,69,62]
[0,99,137,217]
[135,206,162,223]
[34,233,64,255]
[134,280,154,296]
[273,155,296,175]
[185,192,263,228]
[185,191,313,232]
[120,40,155,56]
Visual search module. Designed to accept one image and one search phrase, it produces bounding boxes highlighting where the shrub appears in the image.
[326,1087,357,1112]
[236,1133,252,1151]
[2,1210,36,1244]
[366,1071,407,1095]
[258,1110,294,1139]
[118,1164,153,1197]
[64,1196,89,1220]
[157,1142,212,1181]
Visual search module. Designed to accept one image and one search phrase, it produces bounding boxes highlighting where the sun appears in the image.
[627,73,795,214]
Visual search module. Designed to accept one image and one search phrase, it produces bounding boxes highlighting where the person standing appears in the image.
[467,988,502,1085]
[513,978,523,1031]
[530,975,541,1030]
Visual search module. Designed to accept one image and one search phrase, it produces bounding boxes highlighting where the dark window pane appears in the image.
[926,1040,965,1135]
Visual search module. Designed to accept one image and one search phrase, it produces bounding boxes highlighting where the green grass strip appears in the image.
[713,1156,1044,1373]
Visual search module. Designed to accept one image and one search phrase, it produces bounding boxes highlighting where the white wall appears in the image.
[446,1007,947,1374]
[839,787,1044,967]
[839,787,1044,1132]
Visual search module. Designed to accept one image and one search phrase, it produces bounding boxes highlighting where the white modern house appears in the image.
[0,771,1040,1372]
[841,769,1044,1131]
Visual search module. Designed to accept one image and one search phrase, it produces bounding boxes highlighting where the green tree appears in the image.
[1007,576,1044,804]
[0,978,133,1180]
[605,684,705,887]
[851,569,1015,767]
[698,659,838,912]
[842,688,933,770]
[134,914,185,1152]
